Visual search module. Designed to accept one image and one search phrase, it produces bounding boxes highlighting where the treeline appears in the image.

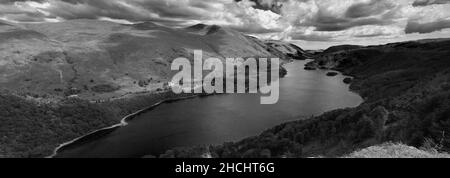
[0,91,192,158]
[0,95,115,157]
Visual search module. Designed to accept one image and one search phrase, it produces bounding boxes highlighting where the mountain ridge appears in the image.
[0,20,310,157]
[0,20,302,102]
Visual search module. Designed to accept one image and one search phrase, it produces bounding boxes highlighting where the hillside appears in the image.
[0,20,292,102]
[0,20,298,157]
[160,38,450,158]
[264,40,311,60]
[322,45,363,54]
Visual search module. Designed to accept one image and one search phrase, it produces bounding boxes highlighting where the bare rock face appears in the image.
[0,20,296,100]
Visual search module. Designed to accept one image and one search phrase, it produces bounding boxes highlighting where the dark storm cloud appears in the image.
[283,0,399,33]
[44,0,150,21]
[0,0,221,23]
[1,0,450,41]
[0,0,285,34]
[412,0,450,7]
[309,10,392,31]
[345,0,396,18]
[0,0,45,4]
[405,19,450,34]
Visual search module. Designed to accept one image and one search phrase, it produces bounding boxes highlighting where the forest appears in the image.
[0,91,188,157]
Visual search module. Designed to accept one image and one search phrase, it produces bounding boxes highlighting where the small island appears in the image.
[326,72,339,77]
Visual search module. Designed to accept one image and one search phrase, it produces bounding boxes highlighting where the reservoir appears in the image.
[56,60,363,158]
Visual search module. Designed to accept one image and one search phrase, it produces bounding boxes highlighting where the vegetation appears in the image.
[343,78,353,84]
[344,143,450,158]
[160,39,450,158]
[2,37,450,158]
[91,84,119,93]
[326,72,338,77]
[0,91,191,158]
[0,95,115,157]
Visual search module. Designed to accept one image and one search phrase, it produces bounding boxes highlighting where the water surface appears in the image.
[57,60,362,157]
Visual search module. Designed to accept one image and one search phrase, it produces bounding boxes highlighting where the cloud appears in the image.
[235,0,285,14]
[405,19,450,33]
[277,0,402,34]
[0,0,449,45]
[310,11,393,31]
[351,25,400,37]
[0,0,46,4]
[412,0,450,7]
[345,0,396,18]
[290,33,333,41]
[0,1,52,22]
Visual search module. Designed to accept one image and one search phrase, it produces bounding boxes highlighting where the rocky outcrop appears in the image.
[344,143,450,158]
[304,66,317,70]
[343,78,353,84]
[326,72,338,77]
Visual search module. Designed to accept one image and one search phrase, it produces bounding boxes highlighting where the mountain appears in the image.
[322,45,363,54]
[0,20,293,101]
[265,40,311,60]
[160,38,450,158]
[0,20,302,157]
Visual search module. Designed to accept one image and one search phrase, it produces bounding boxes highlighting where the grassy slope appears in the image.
[0,20,296,157]
[160,39,450,158]
[0,20,288,101]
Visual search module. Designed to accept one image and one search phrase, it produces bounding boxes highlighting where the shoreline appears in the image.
[47,93,203,158]
[47,60,317,158]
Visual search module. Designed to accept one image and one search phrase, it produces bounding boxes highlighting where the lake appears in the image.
[55,60,363,158]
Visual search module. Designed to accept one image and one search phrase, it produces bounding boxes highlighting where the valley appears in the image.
[158,38,450,158]
[0,19,307,158]
[1,19,449,158]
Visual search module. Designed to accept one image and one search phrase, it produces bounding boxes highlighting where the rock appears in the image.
[343,77,353,84]
[344,143,450,158]
[304,66,316,70]
[279,66,288,77]
[326,72,338,77]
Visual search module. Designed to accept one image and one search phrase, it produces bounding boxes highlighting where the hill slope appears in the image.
[0,20,299,157]
[265,40,311,60]
[160,38,450,158]
[0,20,292,101]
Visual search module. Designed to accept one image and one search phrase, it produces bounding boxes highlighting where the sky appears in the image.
[1,0,450,49]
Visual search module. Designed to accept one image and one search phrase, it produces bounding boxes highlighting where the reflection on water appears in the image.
[57,60,363,158]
